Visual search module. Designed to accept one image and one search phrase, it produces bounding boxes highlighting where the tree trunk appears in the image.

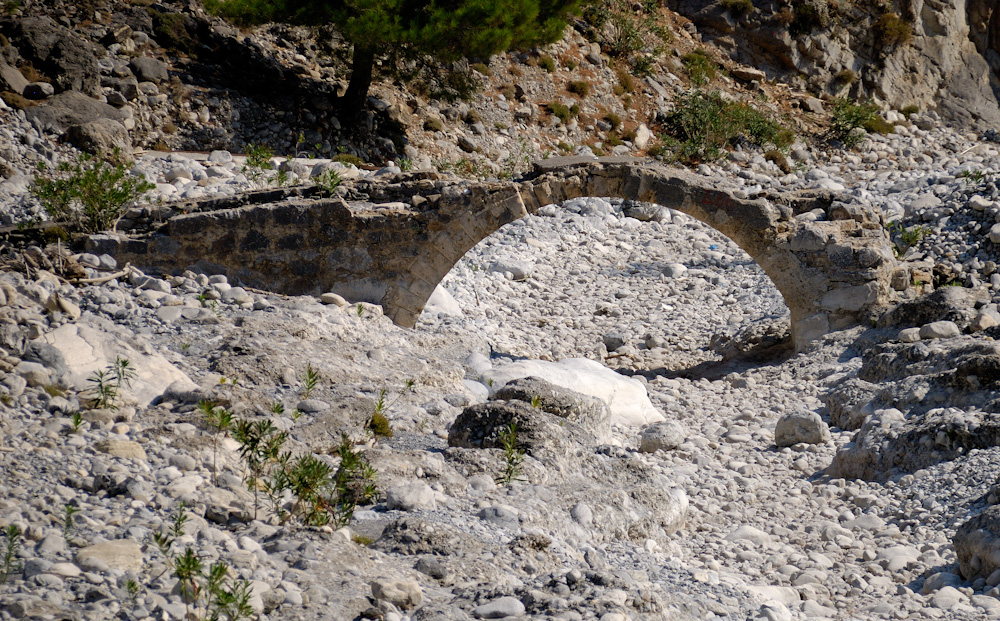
[337,45,376,120]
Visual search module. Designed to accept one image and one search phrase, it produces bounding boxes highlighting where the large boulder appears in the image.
[128,56,169,83]
[0,16,100,95]
[828,407,1000,481]
[480,358,663,426]
[822,376,878,430]
[37,321,193,407]
[64,119,132,159]
[23,91,128,134]
[876,286,990,331]
[955,506,1000,581]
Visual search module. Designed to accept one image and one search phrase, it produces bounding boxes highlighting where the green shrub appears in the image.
[829,97,882,148]
[547,102,574,123]
[631,55,655,77]
[874,13,912,48]
[496,423,526,486]
[470,62,491,76]
[682,49,718,86]
[833,69,856,85]
[537,55,555,73]
[765,149,791,173]
[568,80,590,97]
[241,143,274,188]
[604,112,622,130]
[30,154,154,233]
[720,0,754,16]
[616,68,634,93]
[368,412,393,438]
[1,525,22,584]
[901,104,919,117]
[424,116,444,132]
[660,90,794,164]
[788,0,827,36]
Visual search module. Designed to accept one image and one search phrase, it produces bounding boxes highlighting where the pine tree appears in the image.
[204,0,580,117]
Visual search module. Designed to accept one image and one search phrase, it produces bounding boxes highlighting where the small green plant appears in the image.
[63,503,79,542]
[301,363,319,399]
[330,434,378,528]
[604,112,622,131]
[567,80,590,97]
[242,143,275,189]
[829,97,883,148]
[887,221,930,257]
[270,401,285,415]
[232,419,289,520]
[631,54,655,77]
[170,546,254,621]
[788,0,828,36]
[874,12,912,48]
[364,382,413,439]
[2,0,20,16]
[368,411,393,439]
[547,102,576,124]
[314,169,341,195]
[496,423,526,486]
[682,49,718,85]
[530,395,542,408]
[351,534,374,546]
[537,55,556,73]
[900,104,919,117]
[833,69,856,86]
[0,394,13,407]
[69,411,83,432]
[199,400,233,487]
[397,157,413,172]
[959,168,994,186]
[0,524,22,584]
[356,303,364,317]
[125,578,141,610]
[660,90,794,164]
[615,68,634,93]
[30,152,155,233]
[86,356,136,410]
[470,61,491,75]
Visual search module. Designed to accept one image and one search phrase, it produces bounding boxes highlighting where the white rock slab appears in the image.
[481,358,663,426]
[39,322,193,407]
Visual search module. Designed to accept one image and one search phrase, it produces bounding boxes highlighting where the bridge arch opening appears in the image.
[414,195,790,370]
[386,159,894,351]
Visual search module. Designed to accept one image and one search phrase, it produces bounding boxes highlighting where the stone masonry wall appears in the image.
[87,158,901,350]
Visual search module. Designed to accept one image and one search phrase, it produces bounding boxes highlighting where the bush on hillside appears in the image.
[682,49,718,86]
[659,90,794,164]
[829,97,888,148]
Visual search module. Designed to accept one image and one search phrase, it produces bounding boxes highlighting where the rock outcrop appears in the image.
[669,0,1000,129]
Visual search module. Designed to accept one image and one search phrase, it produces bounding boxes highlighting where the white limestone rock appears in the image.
[481,358,664,426]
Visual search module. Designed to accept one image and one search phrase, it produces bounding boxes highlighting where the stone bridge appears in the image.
[88,157,902,350]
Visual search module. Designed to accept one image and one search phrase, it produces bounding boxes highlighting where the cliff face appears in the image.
[669,0,1000,130]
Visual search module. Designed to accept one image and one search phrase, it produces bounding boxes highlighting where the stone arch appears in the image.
[88,157,898,351]
[382,158,897,350]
